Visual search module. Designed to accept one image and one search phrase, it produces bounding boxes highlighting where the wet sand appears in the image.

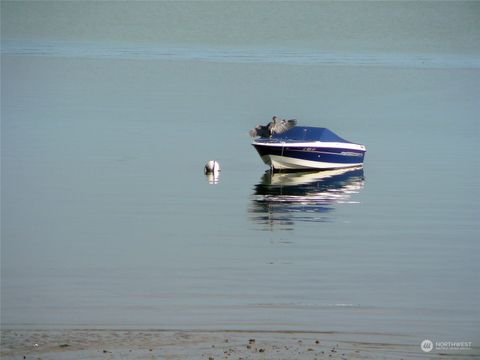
[0,329,460,360]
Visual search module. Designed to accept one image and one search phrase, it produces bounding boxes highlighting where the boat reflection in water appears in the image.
[250,166,365,230]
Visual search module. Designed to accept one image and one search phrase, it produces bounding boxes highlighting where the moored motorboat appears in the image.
[251,126,366,170]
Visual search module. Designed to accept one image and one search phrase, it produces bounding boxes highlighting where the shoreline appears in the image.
[2,328,475,360]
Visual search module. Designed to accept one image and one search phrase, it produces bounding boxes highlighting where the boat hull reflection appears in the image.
[250,167,365,229]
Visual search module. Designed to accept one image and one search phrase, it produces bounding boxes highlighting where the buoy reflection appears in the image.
[205,172,221,185]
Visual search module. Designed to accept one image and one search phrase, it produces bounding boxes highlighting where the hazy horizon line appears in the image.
[3,40,480,69]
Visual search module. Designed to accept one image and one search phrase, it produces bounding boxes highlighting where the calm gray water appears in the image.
[2,0,479,350]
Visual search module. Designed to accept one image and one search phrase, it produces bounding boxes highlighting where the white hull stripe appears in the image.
[253,141,366,151]
[262,155,364,170]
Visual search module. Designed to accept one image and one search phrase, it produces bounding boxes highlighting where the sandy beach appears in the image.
[2,328,470,360]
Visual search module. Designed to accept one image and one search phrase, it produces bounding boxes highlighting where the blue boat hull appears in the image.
[252,144,366,170]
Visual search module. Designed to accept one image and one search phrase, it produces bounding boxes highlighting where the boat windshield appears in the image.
[271,126,351,143]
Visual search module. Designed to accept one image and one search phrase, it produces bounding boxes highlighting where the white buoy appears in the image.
[204,160,221,184]
[204,160,221,174]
